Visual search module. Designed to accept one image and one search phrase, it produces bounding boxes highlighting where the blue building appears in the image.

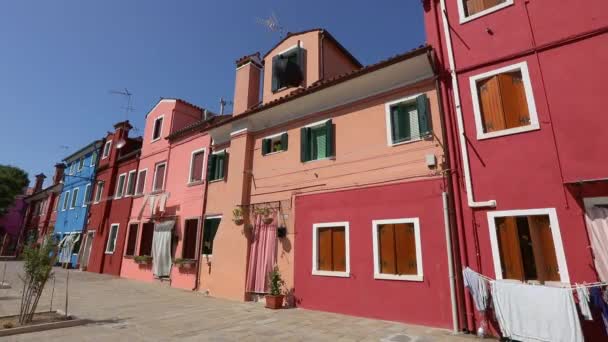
[55,140,103,267]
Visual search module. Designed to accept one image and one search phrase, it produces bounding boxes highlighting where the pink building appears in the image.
[0,189,28,255]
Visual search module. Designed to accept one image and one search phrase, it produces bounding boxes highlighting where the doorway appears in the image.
[80,231,95,271]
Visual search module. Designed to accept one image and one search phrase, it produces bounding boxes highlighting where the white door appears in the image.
[80,231,95,270]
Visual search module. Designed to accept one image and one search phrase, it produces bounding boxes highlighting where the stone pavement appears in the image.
[0,261,477,341]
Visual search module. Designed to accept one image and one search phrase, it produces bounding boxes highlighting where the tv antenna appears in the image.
[109,88,135,149]
[256,11,286,37]
[219,97,233,115]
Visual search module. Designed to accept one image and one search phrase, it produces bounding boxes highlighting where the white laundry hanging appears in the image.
[151,220,174,278]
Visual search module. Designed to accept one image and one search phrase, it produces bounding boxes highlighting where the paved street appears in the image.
[0,261,474,341]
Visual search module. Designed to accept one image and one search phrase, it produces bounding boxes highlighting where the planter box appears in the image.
[174,260,196,270]
[0,311,89,337]
[265,295,284,310]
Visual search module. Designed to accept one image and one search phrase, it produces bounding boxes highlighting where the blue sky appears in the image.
[0,1,425,187]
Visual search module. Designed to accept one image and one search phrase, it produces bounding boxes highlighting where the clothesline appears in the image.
[464,268,608,291]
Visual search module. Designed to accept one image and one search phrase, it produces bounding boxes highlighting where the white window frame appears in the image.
[94,181,104,204]
[125,170,137,196]
[124,221,140,256]
[62,191,69,211]
[102,140,112,159]
[487,208,570,284]
[202,215,223,258]
[83,183,91,207]
[261,132,288,156]
[152,162,167,192]
[470,61,539,140]
[78,157,85,171]
[70,187,79,209]
[371,218,424,282]
[114,173,127,199]
[302,119,334,163]
[188,148,207,184]
[105,223,120,254]
[134,168,147,195]
[151,115,164,142]
[311,221,350,278]
[90,151,97,166]
[457,0,514,24]
[69,163,76,175]
[384,93,426,147]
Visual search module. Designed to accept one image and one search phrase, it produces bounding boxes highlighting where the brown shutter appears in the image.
[498,72,531,130]
[332,228,346,272]
[478,76,506,133]
[528,216,560,282]
[496,217,525,281]
[395,223,418,275]
[318,228,333,271]
[379,224,396,275]
[466,0,504,16]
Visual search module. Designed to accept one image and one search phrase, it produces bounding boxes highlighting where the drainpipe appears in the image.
[438,0,496,209]
[193,158,210,291]
[443,191,459,333]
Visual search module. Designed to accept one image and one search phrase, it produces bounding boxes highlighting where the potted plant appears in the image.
[134,255,152,265]
[256,207,274,225]
[265,265,285,309]
[232,207,244,226]
[174,258,196,269]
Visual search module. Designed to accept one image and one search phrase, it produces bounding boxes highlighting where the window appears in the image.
[83,183,91,207]
[125,170,137,196]
[488,209,569,284]
[78,157,85,171]
[182,218,199,259]
[125,223,139,256]
[105,224,119,254]
[135,169,147,195]
[271,47,305,92]
[62,191,70,211]
[385,94,432,145]
[90,151,97,166]
[262,133,288,155]
[207,152,227,182]
[70,188,79,209]
[102,140,112,159]
[69,162,76,175]
[458,0,513,23]
[312,222,350,277]
[470,62,539,139]
[300,120,334,162]
[115,173,127,199]
[54,197,59,211]
[152,116,164,141]
[94,181,104,203]
[188,149,206,183]
[202,217,221,255]
[139,222,154,256]
[152,162,166,191]
[372,219,423,281]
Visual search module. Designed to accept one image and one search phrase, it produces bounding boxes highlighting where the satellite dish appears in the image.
[116,138,126,149]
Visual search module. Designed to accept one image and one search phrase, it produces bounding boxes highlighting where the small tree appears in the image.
[19,237,57,324]
[0,165,29,216]
[268,265,285,296]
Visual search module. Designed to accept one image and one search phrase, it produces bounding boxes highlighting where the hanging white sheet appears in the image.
[463,267,488,312]
[151,220,174,277]
[585,207,608,282]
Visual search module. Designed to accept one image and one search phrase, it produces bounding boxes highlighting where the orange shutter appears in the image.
[332,228,346,272]
[466,0,504,16]
[478,76,506,133]
[395,223,418,275]
[528,216,560,282]
[318,228,333,271]
[496,217,525,281]
[498,72,530,130]
[379,224,396,275]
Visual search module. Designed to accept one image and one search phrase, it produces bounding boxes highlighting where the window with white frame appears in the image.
[125,223,139,256]
[372,218,423,281]
[152,116,164,141]
[135,169,147,195]
[188,148,206,183]
[125,170,137,196]
[105,224,119,254]
[90,151,98,166]
[83,183,91,207]
[470,62,539,139]
[69,162,76,175]
[115,173,127,199]
[62,191,70,211]
[457,0,513,23]
[207,152,227,182]
[385,94,432,146]
[70,188,79,209]
[312,222,350,277]
[94,181,104,203]
[261,133,288,155]
[152,162,166,191]
[78,157,85,171]
[487,208,569,284]
[102,140,112,159]
[202,216,221,256]
[300,120,334,162]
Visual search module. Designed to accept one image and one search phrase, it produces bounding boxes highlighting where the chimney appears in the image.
[53,163,66,185]
[34,173,46,193]
[233,52,262,116]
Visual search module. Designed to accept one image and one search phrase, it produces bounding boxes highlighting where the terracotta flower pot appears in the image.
[265,295,284,309]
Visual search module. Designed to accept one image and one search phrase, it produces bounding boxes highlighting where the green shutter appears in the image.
[300,127,310,162]
[325,120,334,157]
[207,154,217,181]
[416,94,432,136]
[262,139,271,155]
[391,105,411,143]
[281,133,288,151]
[215,153,225,180]
[271,55,280,92]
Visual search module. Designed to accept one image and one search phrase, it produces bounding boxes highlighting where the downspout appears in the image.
[438,0,496,208]
[443,192,458,333]
[193,146,211,291]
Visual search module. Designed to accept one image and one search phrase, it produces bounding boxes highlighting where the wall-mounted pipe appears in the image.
[443,191,459,333]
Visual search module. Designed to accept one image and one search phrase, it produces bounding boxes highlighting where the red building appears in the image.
[83,121,141,275]
[424,0,608,337]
